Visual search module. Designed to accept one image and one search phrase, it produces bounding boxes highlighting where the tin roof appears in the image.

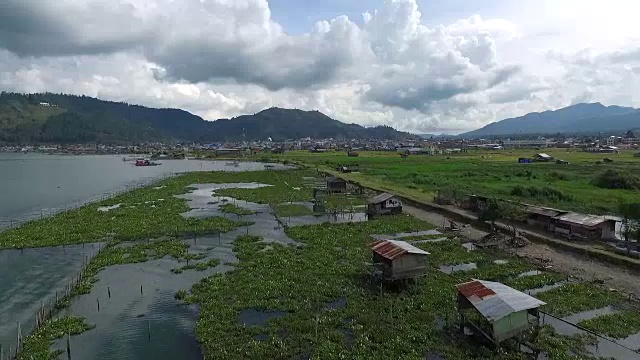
[369,192,397,204]
[527,206,565,218]
[370,240,429,260]
[555,212,612,227]
[456,279,545,322]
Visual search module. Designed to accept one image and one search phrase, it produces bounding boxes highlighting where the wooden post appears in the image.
[140,285,143,295]
[108,286,111,299]
[16,321,20,351]
[148,320,151,340]
[97,298,100,312]
[67,332,71,360]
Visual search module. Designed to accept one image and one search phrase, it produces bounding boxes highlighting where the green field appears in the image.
[263,148,640,215]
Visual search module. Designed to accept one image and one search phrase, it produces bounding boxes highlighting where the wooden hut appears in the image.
[456,279,545,345]
[370,239,429,281]
[367,193,402,216]
[347,151,359,157]
[326,176,347,193]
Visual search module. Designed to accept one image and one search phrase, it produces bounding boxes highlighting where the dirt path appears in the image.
[404,204,640,297]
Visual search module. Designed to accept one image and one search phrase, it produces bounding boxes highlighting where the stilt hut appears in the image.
[326,176,347,193]
[367,193,402,216]
[456,279,545,345]
[369,239,429,281]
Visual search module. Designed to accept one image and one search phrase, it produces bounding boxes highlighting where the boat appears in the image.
[135,159,161,167]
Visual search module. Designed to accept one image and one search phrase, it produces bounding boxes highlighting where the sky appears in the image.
[1,0,640,134]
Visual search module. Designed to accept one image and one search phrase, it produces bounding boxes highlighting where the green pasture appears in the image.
[266,149,640,215]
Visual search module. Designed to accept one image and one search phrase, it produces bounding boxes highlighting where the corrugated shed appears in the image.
[370,239,429,260]
[456,279,545,322]
[369,192,396,204]
[555,212,611,227]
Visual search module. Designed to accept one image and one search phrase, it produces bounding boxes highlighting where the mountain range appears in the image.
[461,103,640,138]
[0,92,416,143]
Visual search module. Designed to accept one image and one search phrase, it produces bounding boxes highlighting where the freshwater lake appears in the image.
[0,153,282,228]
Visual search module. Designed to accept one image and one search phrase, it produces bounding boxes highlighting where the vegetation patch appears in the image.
[510,185,574,202]
[0,171,254,249]
[578,310,640,339]
[171,258,221,274]
[273,204,314,217]
[187,215,606,359]
[593,169,640,190]
[504,272,567,292]
[16,316,94,360]
[535,283,625,317]
[220,203,256,216]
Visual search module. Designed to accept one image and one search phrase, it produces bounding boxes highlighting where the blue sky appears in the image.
[267,0,501,34]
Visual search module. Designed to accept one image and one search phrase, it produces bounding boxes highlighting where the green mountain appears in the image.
[0,92,416,143]
[461,103,639,138]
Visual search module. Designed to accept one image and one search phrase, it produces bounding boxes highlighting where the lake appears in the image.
[0,153,286,228]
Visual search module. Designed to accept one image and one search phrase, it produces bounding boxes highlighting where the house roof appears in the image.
[527,206,566,218]
[456,279,546,322]
[369,192,397,204]
[535,153,551,158]
[326,176,346,183]
[370,239,429,260]
[554,212,613,227]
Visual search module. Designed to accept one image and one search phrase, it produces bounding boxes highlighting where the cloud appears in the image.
[0,0,638,134]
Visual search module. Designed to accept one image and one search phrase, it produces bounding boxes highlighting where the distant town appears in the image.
[2,129,638,157]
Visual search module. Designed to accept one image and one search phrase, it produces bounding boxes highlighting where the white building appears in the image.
[502,139,551,148]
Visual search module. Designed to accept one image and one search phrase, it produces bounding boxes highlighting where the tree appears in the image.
[619,203,640,253]
[478,198,504,231]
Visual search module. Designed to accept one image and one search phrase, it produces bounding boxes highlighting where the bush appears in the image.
[510,185,573,202]
[548,171,569,181]
[593,170,640,190]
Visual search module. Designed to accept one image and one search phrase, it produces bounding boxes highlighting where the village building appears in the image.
[533,153,553,162]
[326,176,347,193]
[526,206,618,241]
[456,279,545,345]
[369,239,429,281]
[367,193,403,216]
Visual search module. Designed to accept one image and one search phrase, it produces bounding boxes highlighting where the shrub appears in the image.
[548,171,569,181]
[593,170,640,190]
[510,185,573,202]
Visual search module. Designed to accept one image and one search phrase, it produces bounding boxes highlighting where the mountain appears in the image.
[461,103,639,138]
[0,92,416,143]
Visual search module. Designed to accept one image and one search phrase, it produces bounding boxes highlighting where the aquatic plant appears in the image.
[579,310,640,339]
[536,283,625,317]
[16,316,94,360]
[220,203,256,216]
[171,258,221,274]
[186,214,614,359]
[273,204,314,217]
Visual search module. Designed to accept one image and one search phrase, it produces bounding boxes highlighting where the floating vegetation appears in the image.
[504,272,567,292]
[578,310,640,339]
[175,290,188,301]
[536,283,625,317]
[0,171,255,249]
[220,203,256,216]
[16,316,95,360]
[273,204,314,217]
[171,258,221,274]
[184,213,614,359]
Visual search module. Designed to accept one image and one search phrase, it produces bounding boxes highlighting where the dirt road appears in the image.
[404,204,640,297]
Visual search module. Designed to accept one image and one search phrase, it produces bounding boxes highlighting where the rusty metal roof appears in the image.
[456,279,545,322]
[527,206,565,218]
[370,240,429,260]
[368,192,397,204]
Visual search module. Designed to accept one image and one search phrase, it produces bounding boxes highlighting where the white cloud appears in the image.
[0,0,639,134]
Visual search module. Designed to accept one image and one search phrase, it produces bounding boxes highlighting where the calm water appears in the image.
[0,153,288,227]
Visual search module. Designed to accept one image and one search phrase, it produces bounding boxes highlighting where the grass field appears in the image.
[262,148,640,215]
